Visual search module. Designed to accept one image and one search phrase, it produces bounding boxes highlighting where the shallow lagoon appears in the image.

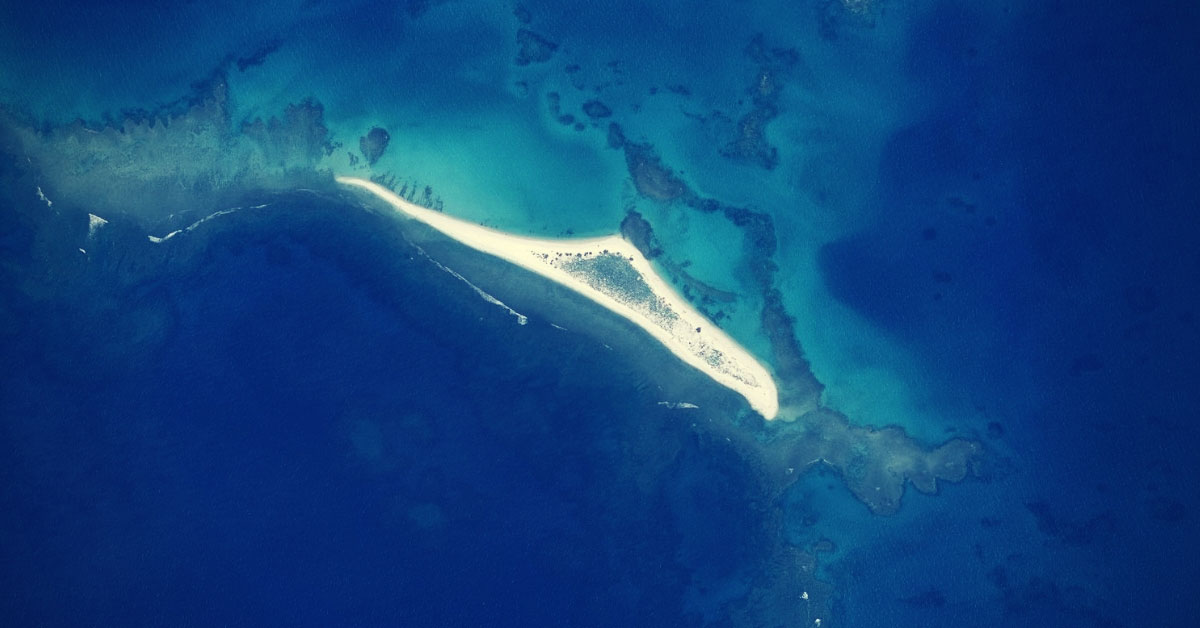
[3,0,1199,625]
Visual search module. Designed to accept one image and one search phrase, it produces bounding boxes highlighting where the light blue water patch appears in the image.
[218,3,630,237]
[641,200,745,294]
[622,195,774,368]
[748,6,1033,440]
[486,0,980,440]
[225,1,516,121]
[772,250,951,440]
[338,104,629,237]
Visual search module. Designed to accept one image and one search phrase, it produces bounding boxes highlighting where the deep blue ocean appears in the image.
[2,1,1198,626]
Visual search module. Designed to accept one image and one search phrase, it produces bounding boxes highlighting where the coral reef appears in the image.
[818,0,878,41]
[0,71,334,229]
[607,121,986,515]
[515,28,558,66]
[234,39,282,72]
[358,126,391,166]
[241,98,334,167]
[719,35,801,170]
[582,99,612,119]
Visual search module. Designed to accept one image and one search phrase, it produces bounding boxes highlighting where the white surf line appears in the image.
[338,176,780,419]
[36,186,53,208]
[147,203,272,243]
[416,246,529,325]
[148,208,238,243]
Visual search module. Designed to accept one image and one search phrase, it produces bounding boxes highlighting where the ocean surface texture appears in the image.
[2,1,1197,626]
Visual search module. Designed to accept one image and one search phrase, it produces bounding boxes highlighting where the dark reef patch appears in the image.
[986,565,1110,626]
[719,35,798,170]
[545,92,581,127]
[0,71,335,229]
[358,126,390,166]
[241,98,334,166]
[619,211,662,259]
[1025,501,1116,546]
[606,122,984,516]
[616,133,691,202]
[817,0,878,41]
[515,28,558,66]
[582,99,612,119]
[235,39,283,72]
[512,3,532,24]
[368,175,443,212]
[619,212,736,315]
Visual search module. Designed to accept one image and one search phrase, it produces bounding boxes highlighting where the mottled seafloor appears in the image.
[2,1,1199,626]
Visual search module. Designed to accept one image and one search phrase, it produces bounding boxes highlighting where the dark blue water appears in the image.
[0,192,765,626]
[2,1,1199,626]
[816,2,1200,626]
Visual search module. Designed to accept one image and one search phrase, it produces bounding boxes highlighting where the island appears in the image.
[337,176,781,420]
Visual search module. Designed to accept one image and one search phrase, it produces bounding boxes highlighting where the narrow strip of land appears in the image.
[337,176,779,419]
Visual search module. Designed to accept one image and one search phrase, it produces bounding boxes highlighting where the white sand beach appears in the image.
[337,176,780,420]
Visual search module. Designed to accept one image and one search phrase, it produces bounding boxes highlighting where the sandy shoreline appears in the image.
[336,176,779,419]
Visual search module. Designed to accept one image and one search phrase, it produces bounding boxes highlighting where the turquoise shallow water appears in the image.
[2,1,1199,625]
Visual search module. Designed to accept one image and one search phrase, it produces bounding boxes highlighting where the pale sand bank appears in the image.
[337,176,780,419]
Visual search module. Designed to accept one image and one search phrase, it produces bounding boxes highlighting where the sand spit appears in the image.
[337,176,779,419]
